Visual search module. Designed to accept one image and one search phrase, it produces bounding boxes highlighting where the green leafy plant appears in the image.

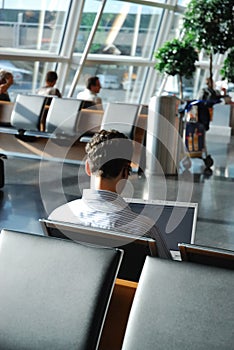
[154,38,198,99]
[221,48,234,83]
[183,0,234,80]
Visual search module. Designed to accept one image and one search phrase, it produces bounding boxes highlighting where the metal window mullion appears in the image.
[56,0,86,94]
[68,0,107,97]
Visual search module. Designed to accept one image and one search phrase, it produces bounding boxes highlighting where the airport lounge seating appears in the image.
[0,229,123,350]
[179,242,234,269]
[0,95,103,140]
[40,218,158,282]
[100,102,140,139]
[80,102,141,143]
[121,256,234,350]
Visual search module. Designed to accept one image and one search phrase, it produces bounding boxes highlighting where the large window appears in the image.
[75,1,163,59]
[0,0,226,104]
[0,0,70,52]
[68,0,183,104]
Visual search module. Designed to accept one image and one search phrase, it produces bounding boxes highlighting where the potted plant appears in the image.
[183,0,234,82]
[221,48,234,83]
[154,38,198,100]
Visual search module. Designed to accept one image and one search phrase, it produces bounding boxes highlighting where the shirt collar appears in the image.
[82,189,129,210]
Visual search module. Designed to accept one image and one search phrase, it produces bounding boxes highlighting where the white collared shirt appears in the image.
[49,189,171,259]
[77,88,102,105]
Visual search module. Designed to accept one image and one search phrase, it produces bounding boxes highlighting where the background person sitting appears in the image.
[49,129,171,259]
[37,70,62,98]
[0,70,14,102]
[77,76,102,107]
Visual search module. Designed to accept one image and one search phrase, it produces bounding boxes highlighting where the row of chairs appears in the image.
[40,218,234,282]
[0,228,233,349]
[0,94,146,142]
[0,94,102,140]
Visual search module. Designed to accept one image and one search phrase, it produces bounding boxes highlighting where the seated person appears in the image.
[77,76,102,108]
[37,71,62,98]
[49,129,171,259]
[0,70,14,102]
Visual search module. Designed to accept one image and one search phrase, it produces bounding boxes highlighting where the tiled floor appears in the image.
[0,131,234,252]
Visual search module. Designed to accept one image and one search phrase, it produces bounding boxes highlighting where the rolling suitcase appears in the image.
[185,121,205,157]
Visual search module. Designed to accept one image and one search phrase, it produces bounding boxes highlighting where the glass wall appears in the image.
[75,1,163,58]
[0,0,73,98]
[0,0,70,52]
[0,0,227,104]
[68,0,185,104]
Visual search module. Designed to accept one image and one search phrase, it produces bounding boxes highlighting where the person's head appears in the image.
[85,129,133,192]
[0,70,14,85]
[45,71,58,87]
[86,76,101,94]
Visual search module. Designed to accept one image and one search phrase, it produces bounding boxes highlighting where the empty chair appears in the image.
[40,218,158,282]
[101,102,140,139]
[77,103,103,139]
[45,97,83,135]
[122,257,234,350]
[0,229,123,350]
[11,94,47,132]
[179,242,234,269]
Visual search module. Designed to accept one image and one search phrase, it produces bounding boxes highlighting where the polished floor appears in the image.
[0,131,234,252]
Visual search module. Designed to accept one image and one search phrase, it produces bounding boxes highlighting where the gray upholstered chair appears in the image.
[10,94,47,132]
[0,229,123,350]
[45,97,83,135]
[100,102,140,139]
[79,102,141,143]
[179,242,234,269]
[40,218,158,282]
[122,256,234,350]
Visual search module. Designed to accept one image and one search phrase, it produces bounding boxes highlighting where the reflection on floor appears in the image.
[0,132,234,252]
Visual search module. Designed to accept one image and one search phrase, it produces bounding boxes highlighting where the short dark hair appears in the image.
[85,129,133,179]
[46,71,58,83]
[86,76,100,90]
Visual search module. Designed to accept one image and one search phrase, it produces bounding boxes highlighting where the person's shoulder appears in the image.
[77,89,86,99]
[37,86,48,95]
[0,92,10,101]
[48,203,67,220]
[95,96,102,104]
[48,199,81,221]
[54,88,62,98]
[46,87,61,97]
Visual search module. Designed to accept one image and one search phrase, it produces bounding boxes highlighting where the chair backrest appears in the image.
[11,94,47,131]
[0,101,14,126]
[45,98,83,134]
[77,107,103,136]
[40,218,158,282]
[101,102,140,139]
[179,243,234,269]
[0,229,123,350]
[122,256,234,350]
[80,100,97,109]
